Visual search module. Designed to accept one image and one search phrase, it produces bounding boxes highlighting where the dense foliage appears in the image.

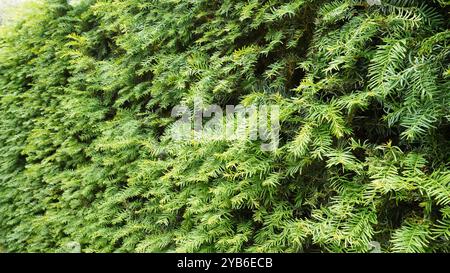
[0,0,449,253]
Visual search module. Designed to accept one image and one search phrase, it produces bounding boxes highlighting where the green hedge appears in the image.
[0,0,449,252]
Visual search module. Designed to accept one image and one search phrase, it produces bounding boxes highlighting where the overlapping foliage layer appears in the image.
[0,0,449,252]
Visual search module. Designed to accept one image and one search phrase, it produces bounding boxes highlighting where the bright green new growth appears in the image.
[0,0,449,253]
